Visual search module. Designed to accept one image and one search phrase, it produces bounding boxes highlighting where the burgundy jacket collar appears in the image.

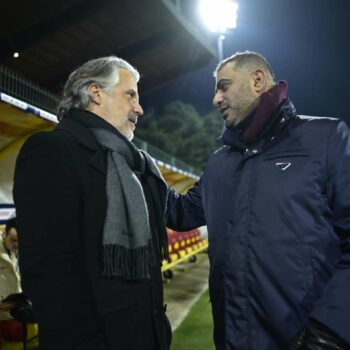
[221,81,293,150]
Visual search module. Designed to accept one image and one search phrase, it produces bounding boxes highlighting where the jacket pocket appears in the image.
[300,243,314,294]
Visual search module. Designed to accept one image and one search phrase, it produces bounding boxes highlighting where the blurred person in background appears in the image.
[0,217,24,349]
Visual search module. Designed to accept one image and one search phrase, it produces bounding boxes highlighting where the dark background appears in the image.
[142,0,349,122]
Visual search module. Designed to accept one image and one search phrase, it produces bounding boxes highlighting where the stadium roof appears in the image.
[0,0,214,210]
[0,0,216,93]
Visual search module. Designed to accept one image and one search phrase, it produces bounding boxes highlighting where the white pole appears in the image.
[217,34,225,62]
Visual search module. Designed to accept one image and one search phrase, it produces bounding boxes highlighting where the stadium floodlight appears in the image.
[199,0,238,34]
[198,0,239,61]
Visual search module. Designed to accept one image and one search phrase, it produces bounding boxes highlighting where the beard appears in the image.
[225,84,258,127]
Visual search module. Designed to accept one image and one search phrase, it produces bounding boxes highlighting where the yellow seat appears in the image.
[186,247,193,254]
[170,253,178,262]
[178,250,186,258]
[3,323,38,350]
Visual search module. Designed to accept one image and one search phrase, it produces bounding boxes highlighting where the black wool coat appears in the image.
[13,110,171,350]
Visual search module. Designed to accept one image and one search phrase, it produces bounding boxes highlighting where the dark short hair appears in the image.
[214,50,276,82]
[5,217,17,235]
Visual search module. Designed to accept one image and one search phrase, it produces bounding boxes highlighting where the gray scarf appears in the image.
[91,128,153,280]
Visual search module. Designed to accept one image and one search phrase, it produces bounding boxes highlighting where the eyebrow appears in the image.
[216,79,232,92]
[126,89,138,97]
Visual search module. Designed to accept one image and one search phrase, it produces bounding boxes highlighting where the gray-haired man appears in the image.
[14,56,171,350]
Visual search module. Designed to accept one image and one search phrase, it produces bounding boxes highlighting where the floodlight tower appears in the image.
[198,0,239,61]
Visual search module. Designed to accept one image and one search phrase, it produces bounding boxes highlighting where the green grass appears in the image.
[171,289,215,350]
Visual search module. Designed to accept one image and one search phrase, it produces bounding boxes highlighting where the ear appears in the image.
[250,69,267,95]
[88,84,103,105]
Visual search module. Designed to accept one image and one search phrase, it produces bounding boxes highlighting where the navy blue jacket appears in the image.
[167,100,350,350]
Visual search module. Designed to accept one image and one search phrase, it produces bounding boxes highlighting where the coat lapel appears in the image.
[89,150,106,174]
[56,117,106,174]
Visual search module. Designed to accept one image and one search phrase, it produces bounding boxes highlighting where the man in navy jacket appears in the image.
[167,51,350,350]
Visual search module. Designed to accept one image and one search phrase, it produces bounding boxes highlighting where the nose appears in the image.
[213,91,224,107]
[134,102,144,116]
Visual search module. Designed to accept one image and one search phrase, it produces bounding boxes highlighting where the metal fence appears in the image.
[0,65,60,114]
[0,64,201,176]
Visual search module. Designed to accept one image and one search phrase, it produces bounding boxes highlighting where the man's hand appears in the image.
[289,319,350,350]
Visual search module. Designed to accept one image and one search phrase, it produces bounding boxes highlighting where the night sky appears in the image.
[142,0,349,123]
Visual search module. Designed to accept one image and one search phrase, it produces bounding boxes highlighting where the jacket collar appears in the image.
[56,110,165,181]
[56,110,111,174]
[221,95,297,152]
[56,109,124,151]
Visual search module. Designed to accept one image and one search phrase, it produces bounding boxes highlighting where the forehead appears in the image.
[6,228,17,238]
[117,69,138,89]
[216,62,238,81]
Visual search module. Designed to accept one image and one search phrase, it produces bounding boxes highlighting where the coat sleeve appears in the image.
[310,120,350,345]
[13,132,101,344]
[166,179,206,231]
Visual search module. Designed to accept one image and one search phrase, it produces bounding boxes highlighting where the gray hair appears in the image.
[57,56,140,119]
[214,50,276,82]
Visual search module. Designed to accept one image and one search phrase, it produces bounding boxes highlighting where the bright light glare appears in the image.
[199,0,238,33]
[13,52,19,58]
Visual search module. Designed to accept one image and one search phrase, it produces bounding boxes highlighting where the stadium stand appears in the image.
[162,229,208,279]
[0,2,215,346]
